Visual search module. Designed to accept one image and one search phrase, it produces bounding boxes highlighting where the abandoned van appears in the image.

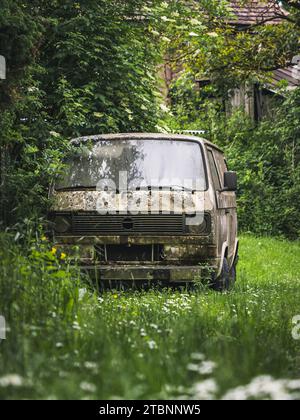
[49,134,239,290]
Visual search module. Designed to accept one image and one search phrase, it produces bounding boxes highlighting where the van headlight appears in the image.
[185,213,211,235]
[54,216,71,234]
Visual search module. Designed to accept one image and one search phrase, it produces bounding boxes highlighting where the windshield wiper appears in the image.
[55,186,123,193]
[55,185,96,192]
[55,185,197,193]
[135,185,196,193]
[169,185,196,193]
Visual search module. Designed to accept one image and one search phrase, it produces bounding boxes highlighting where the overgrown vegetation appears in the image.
[167,80,300,238]
[160,0,300,238]
[0,0,300,401]
[1,0,299,236]
[0,0,165,224]
[0,235,299,399]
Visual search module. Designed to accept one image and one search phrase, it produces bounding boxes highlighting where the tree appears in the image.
[0,0,165,224]
[163,0,299,92]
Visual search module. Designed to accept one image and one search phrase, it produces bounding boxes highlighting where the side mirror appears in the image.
[223,171,237,192]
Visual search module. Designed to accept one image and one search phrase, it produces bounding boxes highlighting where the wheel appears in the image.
[230,253,239,285]
[212,258,234,292]
[229,260,237,287]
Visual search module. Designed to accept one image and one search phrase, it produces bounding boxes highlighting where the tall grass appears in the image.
[0,234,299,399]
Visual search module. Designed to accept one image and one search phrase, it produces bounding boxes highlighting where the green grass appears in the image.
[0,234,300,399]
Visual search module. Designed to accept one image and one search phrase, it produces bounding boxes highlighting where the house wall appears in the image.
[228,83,255,119]
[227,83,284,121]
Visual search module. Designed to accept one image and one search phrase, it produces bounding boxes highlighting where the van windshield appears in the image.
[55,139,207,191]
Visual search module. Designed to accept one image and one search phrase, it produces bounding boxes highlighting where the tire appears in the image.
[229,258,237,285]
[212,258,233,292]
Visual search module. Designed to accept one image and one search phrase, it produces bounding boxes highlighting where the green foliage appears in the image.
[0,0,42,108]
[161,1,299,94]
[0,230,82,351]
[0,0,164,225]
[38,0,163,136]
[162,0,300,238]
[219,109,300,239]
[0,235,300,399]
[1,0,299,236]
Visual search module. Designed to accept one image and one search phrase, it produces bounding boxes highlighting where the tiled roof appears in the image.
[229,0,286,25]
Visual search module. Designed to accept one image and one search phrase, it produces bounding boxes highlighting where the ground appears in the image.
[0,235,300,399]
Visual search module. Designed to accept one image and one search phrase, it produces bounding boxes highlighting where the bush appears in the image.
[0,0,163,226]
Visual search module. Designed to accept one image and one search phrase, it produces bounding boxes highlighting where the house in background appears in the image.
[165,0,300,121]
[225,0,300,120]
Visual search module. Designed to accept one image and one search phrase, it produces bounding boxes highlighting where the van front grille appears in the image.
[95,244,164,262]
[71,213,185,236]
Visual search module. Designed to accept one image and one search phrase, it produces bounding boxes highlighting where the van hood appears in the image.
[51,190,207,214]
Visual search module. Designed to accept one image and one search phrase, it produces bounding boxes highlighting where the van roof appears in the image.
[70,133,224,153]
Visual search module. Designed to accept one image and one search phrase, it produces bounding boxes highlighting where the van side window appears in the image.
[214,151,228,176]
[207,150,221,191]
[224,159,229,171]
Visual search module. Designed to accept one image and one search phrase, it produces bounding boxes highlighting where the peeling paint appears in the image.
[52,190,206,214]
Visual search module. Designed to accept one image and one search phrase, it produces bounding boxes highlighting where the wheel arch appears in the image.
[216,241,229,277]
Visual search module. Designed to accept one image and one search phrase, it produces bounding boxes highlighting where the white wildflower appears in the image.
[187,360,216,375]
[148,340,158,350]
[207,32,218,37]
[84,362,98,370]
[140,328,147,337]
[187,363,200,372]
[0,374,24,387]
[191,379,218,400]
[160,104,170,113]
[222,376,300,400]
[73,321,81,331]
[49,131,60,138]
[80,382,97,393]
[79,288,87,300]
[190,18,202,26]
[198,361,217,375]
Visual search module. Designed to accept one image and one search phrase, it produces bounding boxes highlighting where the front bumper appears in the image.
[54,235,219,282]
[80,264,216,282]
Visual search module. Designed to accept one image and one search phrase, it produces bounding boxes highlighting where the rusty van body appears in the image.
[49,134,239,290]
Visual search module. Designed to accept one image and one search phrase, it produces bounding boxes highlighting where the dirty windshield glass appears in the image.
[55,139,207,191]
